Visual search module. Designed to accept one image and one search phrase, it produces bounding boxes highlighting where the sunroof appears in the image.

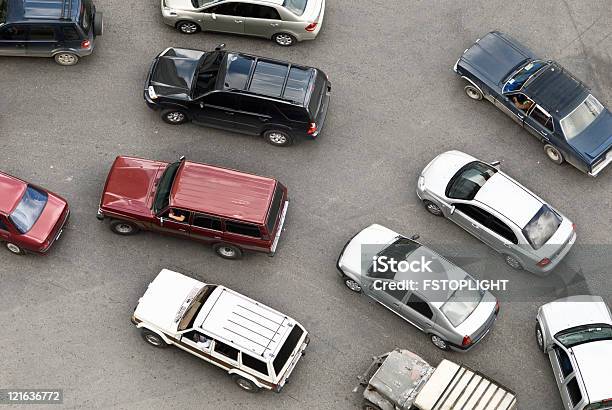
[248,61,289,98]
[283,67,311,103]
[224,54,254,90]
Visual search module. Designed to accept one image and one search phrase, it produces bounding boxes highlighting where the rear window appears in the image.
[440,285,484,327]
[522,205,561,250]
[273,325,304,375]
[224,54,254,90]
[283,0,308,15]
[283,67,312,103]
[266,185,284,234]
[307,73,326,119]
[9,186,48,234]
[560,94,604,140]
[80,3,92,32]
[248,61,288,98]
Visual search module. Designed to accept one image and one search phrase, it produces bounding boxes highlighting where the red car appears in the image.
[96,156,289,259]
[0,172,70,255]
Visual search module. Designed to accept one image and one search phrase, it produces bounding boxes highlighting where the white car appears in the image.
[536,296,612,410]
[416,150,576,275]
[132,269,309,392]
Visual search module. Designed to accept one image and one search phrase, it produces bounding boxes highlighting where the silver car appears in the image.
[336,224,499,351]
[416,150,576,275]
[161,0,325,46]
[536,295,612,410]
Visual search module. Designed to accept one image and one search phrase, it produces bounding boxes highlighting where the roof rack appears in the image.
[60,0,73,20]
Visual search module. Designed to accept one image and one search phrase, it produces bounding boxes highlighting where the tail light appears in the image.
[307,122,317,135]
[495,301,500,314]
[537,258,551,267]
[462,335,472,347]
[305,22,318,32]
[81,39,91,48]
[571,223,576,231]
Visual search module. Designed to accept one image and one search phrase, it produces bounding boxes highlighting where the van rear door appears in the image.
[305,70,331,136]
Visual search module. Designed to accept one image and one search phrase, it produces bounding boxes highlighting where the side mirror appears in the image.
[490,160,501,169]
[410,234,420,241]
[214,42,225,50]
[449,205,455,215]
[179,155,186,161]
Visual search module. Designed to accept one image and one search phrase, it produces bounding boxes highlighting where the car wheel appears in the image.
[362,401,382,410]
[263,129,293,147]
[232,375,260,393]
[430,334,449,350]
[141,329,168,348]
[110,220,139,235]
[213,243,243,260]
[544,144,564,165]
[535,322,546,354]
[504,255,523,270]
[54,52,79,66]
[176,21,200,34]
[423,200,443,216]
[161,109,189,125]
[343,277,362,293]
[94,11,104,36]
[272,33,296,47]
[5,242,25,255]
[464,84,483,100]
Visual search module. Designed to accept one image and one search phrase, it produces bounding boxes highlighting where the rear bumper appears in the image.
[40,208,71,254]
[311,82,331,138]
[588,149,612,176]
[274,333,309,392]
[269,200,289,256]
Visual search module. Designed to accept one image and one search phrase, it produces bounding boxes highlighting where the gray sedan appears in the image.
[536,296,612,410]
[160,0,325,46]
[336,224,499,352]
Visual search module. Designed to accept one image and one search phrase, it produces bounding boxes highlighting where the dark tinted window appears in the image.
[307,73,326,120]
[503,61,548,93]
[278,104,308,122]
[283,67,311,103]
[555,347,573,378]
[530,106,554,132]
[249,61,289,98]
[206,2,238,15]
[243,4,280,19]
[225,221,261,238]
[382,286,409,302]
[153,161,181,213]
[266,185,284,234]
[242,353,269,375]
[213,340,239,361]
[454,204,489,225]
[224,54,254,90]
[0,0,7,24]
[28,26,55,41]
[62,25,81,41]
[0,25,27,40]
[454,203,517,243]
[193,214,222,230]
[566,377,582,407]
[273,326,304,375]
[240,95,270,116]
[487,217,518,244]
[446,161,496,200]
[406,293,433,319]
[0,218,8,231]
[206,92,240,109]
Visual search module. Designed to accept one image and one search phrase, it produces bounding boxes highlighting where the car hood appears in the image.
[135,269,206,333]
[540,295,612,337]
[101,156,167,216]
[568,109,612,163]
[420,150,474,197]
[24,192,68,244]
[571,340,612,403]
[338,224,398,279]
[460,31,532,85]
[148,48,206,99]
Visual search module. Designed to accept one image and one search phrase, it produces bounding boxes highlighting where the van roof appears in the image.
[170,160,278,225]
[195,286,295,360]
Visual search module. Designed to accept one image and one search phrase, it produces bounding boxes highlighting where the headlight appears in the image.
[148,86,158,100]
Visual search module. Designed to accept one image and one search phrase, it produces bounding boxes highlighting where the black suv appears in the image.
[0,0,102,65]
[144,46,331,146]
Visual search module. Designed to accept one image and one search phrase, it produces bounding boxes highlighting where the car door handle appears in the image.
[270,23,280,27]
[471,223,479,229]
[224,111,235,115]
[392,303,400,308]
[178,228,187,232]
[234,19,243,23]
[258,117,269,122]
[504,243,512,248]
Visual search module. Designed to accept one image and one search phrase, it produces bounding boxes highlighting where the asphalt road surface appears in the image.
[1,0,611,409]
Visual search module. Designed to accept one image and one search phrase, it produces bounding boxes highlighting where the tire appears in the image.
[544,144,564,165]
[535,322,546,354]
[504,254,523,270]
[176,21,200,35]
[464,84,483,100]
[430,334,449,351]
[362,401,382,410]
[54,52,79,66]
[232,375,260,392]
[343,277,362,293]
[423,200,443,216]
[94,12,104,36]
[141,329,168,348]
[5,242,25,255]
[263,129,293,147]
[110,220,139,236]
[272,33,296,47]
[161,109,189,125]
[213,243,243,260]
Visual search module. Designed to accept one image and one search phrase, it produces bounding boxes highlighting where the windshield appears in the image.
[560,94,604,140]
[283,0,308,15]
[9,186,48,234]
[446,161,496,200]
[367,237,420,279]
[153,161,181,213]
[177,285,216,331]
[503,60,548,93]
[440,285,484,327]
[193,51,223,96]
[556,324,612,349]
[0,0,7,24]
[522,205,561,250]
[191,0,217,7]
